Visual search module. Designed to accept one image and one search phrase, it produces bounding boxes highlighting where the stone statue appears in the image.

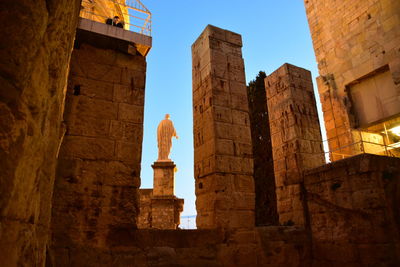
[157,114,178,161]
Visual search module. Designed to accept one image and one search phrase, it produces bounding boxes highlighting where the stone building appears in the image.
[305,0,400,161]
[0,0,399,266]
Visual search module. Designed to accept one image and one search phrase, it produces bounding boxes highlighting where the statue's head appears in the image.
[165,114,170,119]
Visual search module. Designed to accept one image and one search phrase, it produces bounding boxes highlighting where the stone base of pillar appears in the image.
[142,160,184,229]
[151,196,184,229]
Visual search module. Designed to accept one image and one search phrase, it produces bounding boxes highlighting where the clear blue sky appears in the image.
[139,0,326,217]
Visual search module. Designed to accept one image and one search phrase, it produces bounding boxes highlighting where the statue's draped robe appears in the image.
[157,119,177,160]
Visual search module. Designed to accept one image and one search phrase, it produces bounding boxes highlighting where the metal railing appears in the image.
[80,0,152,36]
[323,129,400,162]
[180,215,197,229]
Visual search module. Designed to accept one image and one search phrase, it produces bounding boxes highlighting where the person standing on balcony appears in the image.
[106,16,124,28]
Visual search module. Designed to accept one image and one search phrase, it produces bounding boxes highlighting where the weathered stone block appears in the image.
[233,174,255,193]
[213,106,233,123]
[115,141,141,164]
[60,136,115,160]
[109,120,124,139]
[124,123,143,142]
[71,95,119,120]
[215,139,234,155]
[86,61,122,83]
[118,103,143,123]
[120,68,146,88]
[113,84,144,105]
[68,76,114,101]
[67,115,110,138]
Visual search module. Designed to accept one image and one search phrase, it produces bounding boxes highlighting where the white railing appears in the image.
[80,0,152,36]
[180,215,197,229]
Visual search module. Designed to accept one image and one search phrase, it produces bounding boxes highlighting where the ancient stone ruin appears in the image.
[0,0,399,266]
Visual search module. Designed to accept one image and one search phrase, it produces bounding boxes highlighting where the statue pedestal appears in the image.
[151,196,183,229]
[152,161,176,196]
[148,160,183,229]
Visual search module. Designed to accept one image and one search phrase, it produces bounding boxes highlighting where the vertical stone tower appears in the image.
[265,63,325,226]
[192,25,255,229]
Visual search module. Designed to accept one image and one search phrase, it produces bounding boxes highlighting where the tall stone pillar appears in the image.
[265,63,325,226]
[192,25,255,229]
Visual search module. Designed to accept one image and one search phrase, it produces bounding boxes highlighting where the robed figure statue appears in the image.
[157,114,178,161]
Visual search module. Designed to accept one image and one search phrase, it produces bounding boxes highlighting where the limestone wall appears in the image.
[305,0,400,160]
[49,227,310,266]
[265,63,325,226]
[304,154,400,265]
[0,0,81,266]
[192,25,255,229]
[138,189,153,228]
[51,30,146,251]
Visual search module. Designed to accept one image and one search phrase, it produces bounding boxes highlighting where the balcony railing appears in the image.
[180,215,197,229]
[80,0,151,36]
[323,129,400,162]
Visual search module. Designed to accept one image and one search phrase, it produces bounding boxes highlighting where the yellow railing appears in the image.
[323,129,400,162]
[80,0,152,36]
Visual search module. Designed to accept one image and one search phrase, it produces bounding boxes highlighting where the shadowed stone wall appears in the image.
[0,0,81,265]
[138,189,153,228]
[192,25,255,229]
[49,227,311,267]
[265,63,325,226]
[304,154,400,266]
[51,29,146,252]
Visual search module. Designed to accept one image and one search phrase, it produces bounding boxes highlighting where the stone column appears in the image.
[265,63,325,226]
[192,25,255,229]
